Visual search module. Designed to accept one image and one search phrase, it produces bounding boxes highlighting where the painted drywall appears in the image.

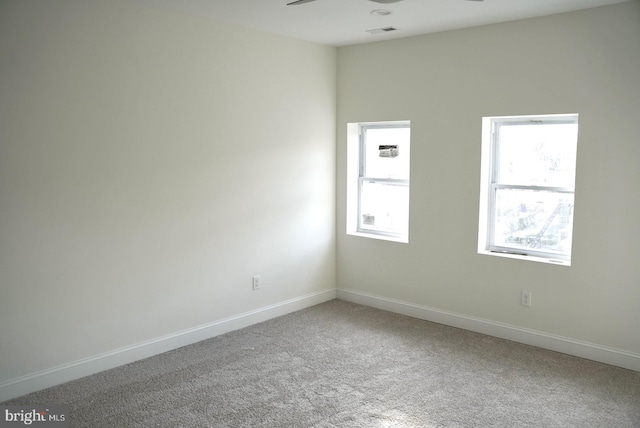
[336,3,640,354]
[0,0,336,383]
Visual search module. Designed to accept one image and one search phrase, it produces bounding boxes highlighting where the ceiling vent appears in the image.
[366,27,398,35]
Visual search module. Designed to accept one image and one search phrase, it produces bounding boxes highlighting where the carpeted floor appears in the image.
[5,300,640,427]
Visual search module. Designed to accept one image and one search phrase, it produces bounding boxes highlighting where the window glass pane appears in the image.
[497,123,577,187]
[492,188,574,256]
[364,127,410,180]
[360,180,409,235]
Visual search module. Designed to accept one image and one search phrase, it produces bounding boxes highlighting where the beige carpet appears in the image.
[5,300,640,427]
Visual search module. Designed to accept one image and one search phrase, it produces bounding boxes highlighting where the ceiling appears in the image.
[139,0,632,47]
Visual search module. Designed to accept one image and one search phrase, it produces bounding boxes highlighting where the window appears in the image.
[347,121,410,242]
[478,114,579,265]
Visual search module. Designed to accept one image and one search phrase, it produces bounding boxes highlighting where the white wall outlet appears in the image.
[521,290,532,307]
[252,275,261,291]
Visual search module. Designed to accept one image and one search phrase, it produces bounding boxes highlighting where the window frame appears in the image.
[347,121,411,243]
[478,114,579,265]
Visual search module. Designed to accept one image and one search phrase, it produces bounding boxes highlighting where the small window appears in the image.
[478,114,578,265]
[347,121,410,242]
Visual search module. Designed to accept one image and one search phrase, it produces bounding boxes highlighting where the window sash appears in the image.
[488,185,575,260]
[357,178,409,238]
[360,123,410,177]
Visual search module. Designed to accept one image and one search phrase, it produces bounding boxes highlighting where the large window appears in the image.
[478,114,579,265]
[347,121,410,242]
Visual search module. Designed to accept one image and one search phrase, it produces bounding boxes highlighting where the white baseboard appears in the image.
[0,289,336,402]
[337,288,640,372]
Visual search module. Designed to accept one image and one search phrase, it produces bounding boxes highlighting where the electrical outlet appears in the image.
[252,275,261,291]
[521,290,532,307]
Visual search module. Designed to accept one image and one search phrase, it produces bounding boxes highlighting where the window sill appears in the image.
[348,231,408,244]
[478,249,570,266]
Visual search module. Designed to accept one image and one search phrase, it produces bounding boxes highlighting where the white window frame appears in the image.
[347,121,410,243]
[478,113,578,266]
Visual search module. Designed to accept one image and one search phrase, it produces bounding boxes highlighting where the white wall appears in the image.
[0,0,336,388]
[337,3,640,357]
